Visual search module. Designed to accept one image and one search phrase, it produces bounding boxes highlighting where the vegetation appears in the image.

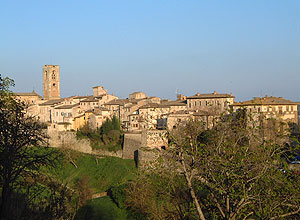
[125,111,300,220]
[50,153,136,194]
[0,75,65,220]
[76,116,123,151]
[75,197,134,220]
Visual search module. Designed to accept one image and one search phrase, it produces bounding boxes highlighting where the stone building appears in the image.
[129,91,146,100]
[43,65,60,100]
[88,107,111,129]
[187,91,234,114]
[79,96,99,111]
[93,86,107,97]
[38,99,65,123]
[15,90,42,105]
[73,111,93,131]
[232,95,299,125]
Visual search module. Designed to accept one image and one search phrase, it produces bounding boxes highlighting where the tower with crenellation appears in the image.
[43,65,60,100]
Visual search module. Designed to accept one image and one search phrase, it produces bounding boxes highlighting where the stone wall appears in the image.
[142,130,168,149]
[93,149,123,158]
[122,132,142,159]
[48,131,92,154]
[137,147,162,168]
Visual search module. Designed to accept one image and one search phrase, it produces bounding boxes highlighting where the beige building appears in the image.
[129,91,146,100]
[232,95,299,125]
[88,107,111,129]
[187,91,234,114]
[79,96,99,111]
[43,65,60,100]
[52,103,80,125]
[93,86,108,97]
[38,99,65,123]
[15,90,42,105]
[138,103,171,130]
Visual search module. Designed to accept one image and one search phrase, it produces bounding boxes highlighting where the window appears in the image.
[52,71,56,79]
[53,83,56,87]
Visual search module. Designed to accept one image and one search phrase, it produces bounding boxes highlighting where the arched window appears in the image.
[52,70,56,79]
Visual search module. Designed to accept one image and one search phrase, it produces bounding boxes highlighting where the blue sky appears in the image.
[0,0,299,101]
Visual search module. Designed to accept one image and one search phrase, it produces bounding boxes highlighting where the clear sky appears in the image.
[0,0,299,101]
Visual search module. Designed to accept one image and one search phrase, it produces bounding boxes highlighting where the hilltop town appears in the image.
[16,65,300,155]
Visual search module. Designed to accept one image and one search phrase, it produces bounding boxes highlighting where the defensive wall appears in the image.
[49,130,168,166]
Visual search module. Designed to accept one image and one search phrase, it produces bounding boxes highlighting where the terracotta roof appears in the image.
[187,91,234,99]
[162,100,187,106]
[15,90,42,98]
[130,91,145,95]
[80,97,98,102]
[104,99,130,106]
[139,103,170,109]
[39,98,65,106]
[54,103,79,109]
[232,96,300,106]
[73,96,92,99]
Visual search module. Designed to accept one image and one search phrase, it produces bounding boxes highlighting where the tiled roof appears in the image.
[105,99,130,106]
[139,103,170,109]
[15,91,42,98]
[54,103,79,109]
[80,97,98,102]
[39,98,65,106]
[162,100,187,106]
[187,91,234,99]
[232,96,299,106]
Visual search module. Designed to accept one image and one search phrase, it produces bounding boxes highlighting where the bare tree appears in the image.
[169,110,300,219]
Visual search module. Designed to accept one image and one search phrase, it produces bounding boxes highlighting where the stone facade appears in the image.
[232,95,299,125]
[93,86,107,97]
[15,90,42,105]
[129,91,146,100]
[43,65,60,100]
[187,91,234,114]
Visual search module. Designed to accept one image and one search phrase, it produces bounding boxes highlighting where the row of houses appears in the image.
[16,88,300,133]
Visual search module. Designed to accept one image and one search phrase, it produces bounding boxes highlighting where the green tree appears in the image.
[0,75,58,220]
[168,111,300,219]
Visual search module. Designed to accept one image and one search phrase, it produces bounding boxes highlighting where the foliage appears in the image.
[125,168,201,220]
[167,111,300,219]
[126,110,300,220]
[0,75,64,220]
[74,197,133,220]
[76,116,123,151]
[109,184,127,209]
[0,77,82,220]
[76,175,93,207]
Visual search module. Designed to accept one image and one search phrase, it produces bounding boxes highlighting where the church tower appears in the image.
[43,65,60,100]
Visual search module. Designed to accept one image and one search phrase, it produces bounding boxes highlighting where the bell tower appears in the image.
[43,65,60,100]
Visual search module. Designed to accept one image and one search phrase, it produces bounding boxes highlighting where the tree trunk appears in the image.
[180,155,206,220]
[0,183,12,220]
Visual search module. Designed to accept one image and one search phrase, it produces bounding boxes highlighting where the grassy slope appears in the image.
[44,151,137,219]
[48,152,136,193]
[75,196,136,220]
